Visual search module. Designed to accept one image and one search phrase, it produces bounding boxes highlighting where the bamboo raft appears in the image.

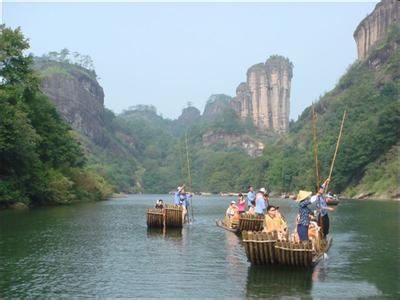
[146,205,183,228]
[215,219,239,233]
[242,230,332,268]
[164,205,183,228]
[146,208,164,228]
[238,214,264,232]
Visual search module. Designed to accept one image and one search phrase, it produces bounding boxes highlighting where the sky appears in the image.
[2,1,377,120]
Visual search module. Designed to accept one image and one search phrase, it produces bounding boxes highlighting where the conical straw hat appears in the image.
[295,190,312,202]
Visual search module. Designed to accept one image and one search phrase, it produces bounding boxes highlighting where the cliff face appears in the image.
[177,106,201,127]
[203,94,233,120]
[354,0,400,60]
[36,60,105,145]
[202,131,264,157]
[234,56,293,134]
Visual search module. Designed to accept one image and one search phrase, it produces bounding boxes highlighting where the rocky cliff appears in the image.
[35,59,105,145]
[177,106,201,127]
[202,131,264,157]
[203,94,233,120]
[354,0,400,60]
[233,55,293,134]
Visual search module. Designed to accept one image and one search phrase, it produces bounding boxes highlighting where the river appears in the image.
[0,195,398,298]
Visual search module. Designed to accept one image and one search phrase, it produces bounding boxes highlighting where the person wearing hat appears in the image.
[226,201,238,218]
[255,192,266,216]
[263,205,287,238]
[313,178,335,239]
[246,185,256,208]
[174,185,192,224]
[296,190,314,241]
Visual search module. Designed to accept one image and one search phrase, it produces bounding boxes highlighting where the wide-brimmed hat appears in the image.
[259,188,267,194]
[230,200,236,204]
[296,190,312,202]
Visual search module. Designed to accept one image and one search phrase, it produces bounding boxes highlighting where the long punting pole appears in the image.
[185,131,194,222]
[312,105,320,189]
[326,110,347,191]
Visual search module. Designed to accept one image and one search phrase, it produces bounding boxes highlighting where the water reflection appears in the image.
[146,227,182,239]
[246,266,313,298]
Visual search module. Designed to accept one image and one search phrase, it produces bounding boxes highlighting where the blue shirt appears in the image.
[298,199,312,226]
[247,191,256,206]
[255,197,266,214]
[316,194,329,217]
[174,192,191,207]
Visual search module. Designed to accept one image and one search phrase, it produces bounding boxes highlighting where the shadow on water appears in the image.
[246,265,313,298]
[146,227,182,239]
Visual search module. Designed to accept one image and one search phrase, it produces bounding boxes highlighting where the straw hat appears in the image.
[296,190,312,202]
[259,187,267,194]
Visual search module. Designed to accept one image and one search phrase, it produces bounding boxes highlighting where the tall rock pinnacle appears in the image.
[233,55,293,134]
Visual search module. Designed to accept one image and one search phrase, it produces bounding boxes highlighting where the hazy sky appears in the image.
[3,1,377,120]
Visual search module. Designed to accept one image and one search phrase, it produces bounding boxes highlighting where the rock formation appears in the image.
[202,131,265,157]
[233,56,293,134]
[177,106,201,127]
[36,60,105,145]
[202,94,233,120]
[354,0,400,60]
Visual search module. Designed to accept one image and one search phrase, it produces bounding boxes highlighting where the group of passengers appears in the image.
[225,179,334,242]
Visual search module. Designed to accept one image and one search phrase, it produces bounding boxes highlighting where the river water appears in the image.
[0,195,398,298]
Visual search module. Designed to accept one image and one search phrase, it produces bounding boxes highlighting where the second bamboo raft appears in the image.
[242,230,332,268]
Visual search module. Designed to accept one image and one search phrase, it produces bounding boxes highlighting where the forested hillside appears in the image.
[0,26,113,208]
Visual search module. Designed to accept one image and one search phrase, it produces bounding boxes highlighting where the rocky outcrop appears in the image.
[177,106,201,127]
[354,0,400,60]
[203,94,233,120]
[202,131,264,157]
[233,56,293,134]
[36,60,105,145]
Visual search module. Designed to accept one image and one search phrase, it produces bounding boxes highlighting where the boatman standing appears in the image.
[313,178,335,239]
[174,186,192,224]
[246,185,256,208]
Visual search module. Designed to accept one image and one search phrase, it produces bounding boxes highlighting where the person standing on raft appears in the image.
[174,186,192,224]
[296,190,315,241]
[313,178,335,239]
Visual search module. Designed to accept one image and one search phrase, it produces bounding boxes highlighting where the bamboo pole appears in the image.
[326,110,347,191]
[312,105,320,188]
[185,131,194,222]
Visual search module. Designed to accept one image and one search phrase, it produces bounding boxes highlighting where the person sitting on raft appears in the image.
[174,186,192,224]
[248,200,256,215]
[296,190,316,241]
[263,205,287,239]
[226,201,238,218]
[225,201,239,227]
[238,193,246,214]
[155,199,164,209]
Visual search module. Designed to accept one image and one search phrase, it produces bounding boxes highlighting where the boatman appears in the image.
[312,178,335,239]
[174,186,192,224]
[246,185,256,208]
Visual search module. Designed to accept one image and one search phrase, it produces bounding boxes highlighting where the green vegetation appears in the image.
[2,23,398,202]
[0,25,112,207]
